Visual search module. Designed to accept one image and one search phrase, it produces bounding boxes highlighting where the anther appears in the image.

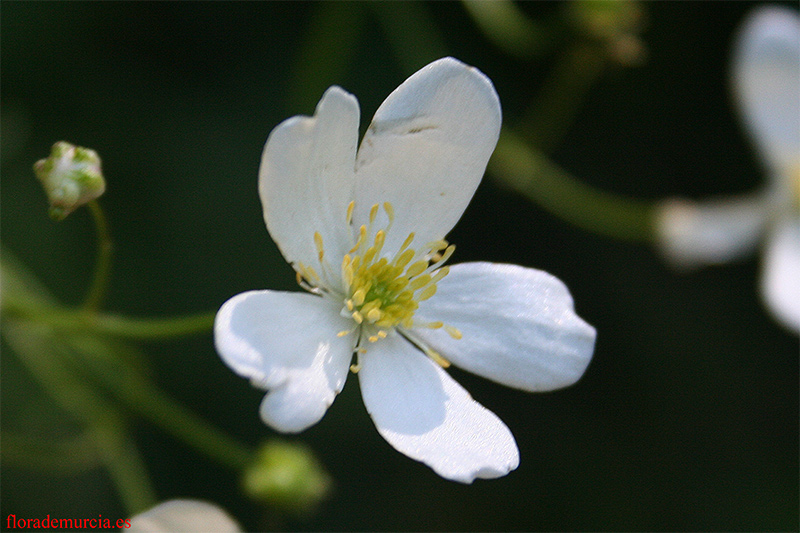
[417,284,437,301]
[314,231,325,261]
[349,226,367,254]
[346,201,355,225]
[430,266,449,284]
[405,261,428,278]
[444,325,463,340]
[425,347,451,368]
[352,289,366,306]
[409,274,432,291]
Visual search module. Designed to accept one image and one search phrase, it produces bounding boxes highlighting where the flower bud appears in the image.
[33,141,105,221]
[242,440,332,517]
[568,0,647,66]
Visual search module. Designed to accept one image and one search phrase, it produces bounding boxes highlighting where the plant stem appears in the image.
[4,298,216,340]
[0,431,103,474]
[490,129,656,243]
[461,0,556,59]
[517,41,608,153]
[72,343,254,471]
[84,200,113,312]
[4,320,157,515]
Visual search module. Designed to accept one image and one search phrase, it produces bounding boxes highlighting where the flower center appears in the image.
[296,202,460,348]
[342,202,453,334]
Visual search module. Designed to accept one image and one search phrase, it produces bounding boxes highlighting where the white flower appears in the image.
[127,500,241,532]
[215,57,596,483]
[656,7,800,333]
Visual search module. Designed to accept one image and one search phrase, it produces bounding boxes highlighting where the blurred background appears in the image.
[2,1,797,531]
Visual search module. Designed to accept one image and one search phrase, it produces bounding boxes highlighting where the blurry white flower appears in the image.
[215,57,596,483]
[656,7,800,332]
[127,500,240,532]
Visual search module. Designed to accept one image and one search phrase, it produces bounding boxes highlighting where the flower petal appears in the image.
[655,194,769,269]
[128,500,241,532]
[413,262,596,392]
[259,86,359,269]
[761,217,800,333]
[353,57,501,252]
[214,291,354,432]
[733,6,800,175]
[358,334,519,483]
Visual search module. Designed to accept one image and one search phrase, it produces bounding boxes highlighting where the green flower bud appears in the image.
[33,141,105,221]
[569,0,645,41]
[242,440,332,517]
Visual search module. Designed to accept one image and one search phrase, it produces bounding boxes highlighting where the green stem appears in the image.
[1,431,103,474]
[100,432,159,515]
[3,251,249,471]
[490,129,656,243]
[60,332,253,470]
[461,0,556,59]
[73,345,254,471]
[3,320,157,514]
[5,298,216,340]
[517,41,608,153]
[84,311,217,339]
[84,200,113,312]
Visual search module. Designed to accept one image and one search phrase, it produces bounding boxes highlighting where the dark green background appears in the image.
[2,2,797,531]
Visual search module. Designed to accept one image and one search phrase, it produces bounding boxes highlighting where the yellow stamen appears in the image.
[314,231,324,261]
[405,261,428,278]
[383,202,394,223]
[418,284,437,301]
[425,347,451,368]
[305,202,464,348]
[444,325,462,340]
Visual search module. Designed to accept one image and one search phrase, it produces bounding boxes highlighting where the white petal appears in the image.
[128,500,241,532]
[733,6,800,175]
[259,86,359,269]
[353,57,501,252]
[655,195,769,269]
[358,334,519,483]
[413,262,596,392]
[761,217,800,333]
[214,291,354,432]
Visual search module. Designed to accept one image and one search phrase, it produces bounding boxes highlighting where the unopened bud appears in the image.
[570,0,645,39]
[242,440,332,517]
[568,0,647,65]
[33,141,105,221]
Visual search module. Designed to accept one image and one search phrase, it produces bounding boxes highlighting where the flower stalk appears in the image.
[490,128,656,243]
[83,200,113,312]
